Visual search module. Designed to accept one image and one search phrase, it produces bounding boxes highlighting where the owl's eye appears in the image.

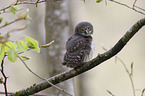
[87,26,90,30]
[81,28,85,32]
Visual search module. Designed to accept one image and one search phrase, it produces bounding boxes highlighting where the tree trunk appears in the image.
[45,0,74,95]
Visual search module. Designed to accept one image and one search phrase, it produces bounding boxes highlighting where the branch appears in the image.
[107,90,115,96]
[0,0,45,12]
[141,88,145,96]
[133,0,137,9]
[102,47,135,96]
[10,17,145,96]
[0,56,8,96]
[0,0,60,13]
[0,17,29,29]
[0,92,13,95]
[109,0,145,15]
[0,19,19,29]
[134,6,145,12]
[115,57,135,96]
[17,55,72,96]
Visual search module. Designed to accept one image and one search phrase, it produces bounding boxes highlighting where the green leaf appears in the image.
[0,17,3,23]
[5,21,8,25]
[0,43,2,53]
[5,41,16,52]
[0,44,5,63]
[24,36,40,53]
[8,48,17,62]
[0,77,3,84]
[10,6,18,14]
[96,0,103,3]
[16,40,28,52]
[20,56,30,61]
[130,62,133,76]
[33,83,36,86]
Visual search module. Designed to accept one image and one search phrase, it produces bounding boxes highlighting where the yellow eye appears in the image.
[81,28,85,32]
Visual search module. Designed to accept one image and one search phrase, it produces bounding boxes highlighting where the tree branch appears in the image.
[0,0,45,12]
[1,56,8,96]
[17,55,72,96]
[0,19,19,29]
[0,0,60,13]
[115,57,135,96]
[10,17,145,96]
[109,0,145,15]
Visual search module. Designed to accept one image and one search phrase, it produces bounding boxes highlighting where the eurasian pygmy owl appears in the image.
[62,22,94,68]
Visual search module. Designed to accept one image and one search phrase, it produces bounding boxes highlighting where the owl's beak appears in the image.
[86,30,89,34]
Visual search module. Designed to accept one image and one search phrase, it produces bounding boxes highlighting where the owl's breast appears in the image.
[84,40,95,62]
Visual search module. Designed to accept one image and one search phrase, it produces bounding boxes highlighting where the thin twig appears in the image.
[135,6,145,12]
[3,43,71,95]
[0,92,13,95]
[35,0,40,7]
[107,90,115,96]
[102,46,135,96]
[0,19,17,29]
[0,15,29,29]
[0,18,26,29]
[133,0,137,9]
[0,0,60,13]
[130,62,133,76]
[0,0,46,12]
[8,24,28,33]
[109,0,145,15]
[17,55,72,96]
[115,57,136,96]
[0,56,8,96]
[141,88,145,96]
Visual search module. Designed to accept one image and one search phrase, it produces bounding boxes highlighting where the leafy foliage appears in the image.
[0,36,40,63]
[8,48,18,62]
[0,44,5,63]
[24,36,40,52]
[0,1,50,96]
[16,40,28,52]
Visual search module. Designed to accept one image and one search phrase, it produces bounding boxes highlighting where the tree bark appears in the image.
[45,0,74,95]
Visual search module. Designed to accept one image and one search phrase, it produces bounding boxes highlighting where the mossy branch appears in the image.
[10,17,145,96]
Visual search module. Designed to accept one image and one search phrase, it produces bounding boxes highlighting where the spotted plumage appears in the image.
[62,22,94,68]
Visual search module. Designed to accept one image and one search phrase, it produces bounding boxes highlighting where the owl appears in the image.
[62,22,94,68]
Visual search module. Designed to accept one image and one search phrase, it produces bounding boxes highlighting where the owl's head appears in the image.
[75,22,93,36]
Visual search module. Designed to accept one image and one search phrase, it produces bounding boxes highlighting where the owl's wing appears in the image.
[66,35,86,52]
[62,35,92,68]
